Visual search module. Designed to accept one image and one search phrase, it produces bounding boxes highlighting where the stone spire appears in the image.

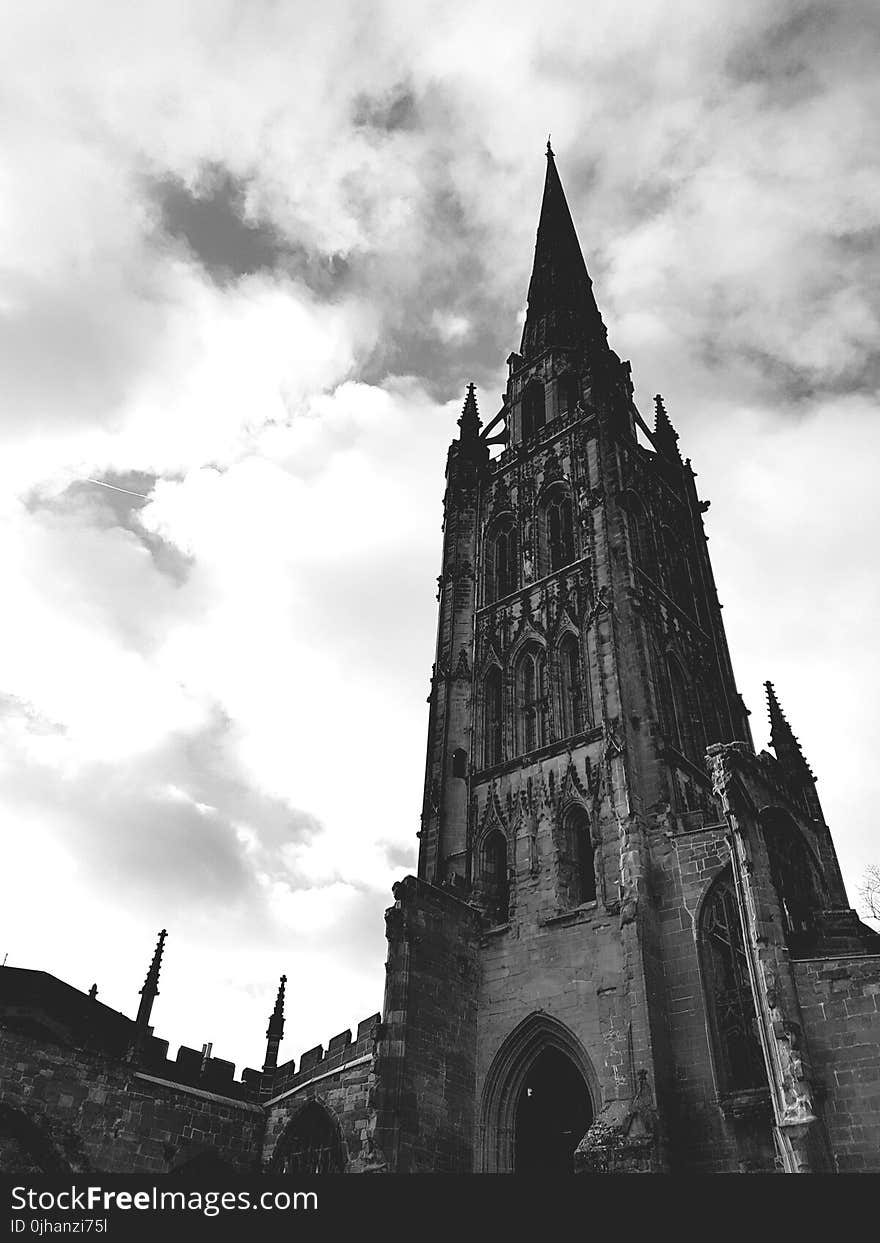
[135,928,166,1031]
[519,144,607,361]
[653,393,681,460]
[765,681,823,819]
[458,382,482,441]
[262,974,287,1076]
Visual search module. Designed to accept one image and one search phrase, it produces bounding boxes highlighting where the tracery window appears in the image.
[559,634,584,737]
[537,485,575,577]
[482,829,510,923]
[557,372,579,415]
[762,813,824,940]
[620,492,654,579]
[484,667,503,768]
[667,656,705,767]
[515,645,547,754]
[700,869,766,1093]
[662,524,694,615]
[521,381,546,441]
[488,519,518,602]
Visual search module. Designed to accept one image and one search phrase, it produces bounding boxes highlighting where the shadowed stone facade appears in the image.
[2,148,879,1175]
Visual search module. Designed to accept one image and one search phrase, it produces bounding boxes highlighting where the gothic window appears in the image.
[559,633,584,737]
[762,812,825,940]
[488,519,518,602]
[539,485,575,575]
[557,372,579,415]
[667,656,704,768]
[484,667,503,768]
[620,492,654,579]
[522,381,546,441]
[560,806,596,907]
[515,645,547,755]
[452,748,467,778]
[662,524,694,614]
[482,829,510,923]
[700,869,766,1094]
[698,676,721,748]
[272,1102,346,1174]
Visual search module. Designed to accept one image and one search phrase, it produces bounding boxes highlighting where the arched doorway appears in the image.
[513,1047,592,1172]
[479,1013,598,1172]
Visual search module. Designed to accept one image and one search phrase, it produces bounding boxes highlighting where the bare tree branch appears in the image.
[857,864,880,925]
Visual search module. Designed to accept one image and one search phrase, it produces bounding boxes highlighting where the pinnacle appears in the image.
[653,393,681,458]
[140,928,166,995]
[457,381,482,440]
[266,973,287,1039]
[135,928,167,1031]
[765,681,815,780]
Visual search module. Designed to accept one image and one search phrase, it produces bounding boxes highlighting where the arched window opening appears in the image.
[620,493,654,579]
[559,806,596,908]
[668,657,703,768]
[700,869,766,1094]
[559,634,584,737]
[272,1102,345,1175]
[662,525,694,615]
[482,829,510,924]
[697,678,722,748]
[483,667,503,769]
[762,813,825,941]
[515,646,547,755]
[513,1048,592,1173]
[451,748,467,778]
[557,372,579,415]
[521,381,546,441]
[488,519,517,603]
[547,490,575,571]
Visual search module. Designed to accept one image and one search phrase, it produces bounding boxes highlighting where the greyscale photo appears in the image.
[1,0,878,1187]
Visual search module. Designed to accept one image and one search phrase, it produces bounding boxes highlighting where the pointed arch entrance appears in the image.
[479,1013,598,1172]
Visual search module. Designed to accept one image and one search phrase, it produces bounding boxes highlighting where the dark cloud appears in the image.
[150,165,351,296]
[724,1,880,95]
[153,166,287,280]
[0,707,324,921]
[23,474,195,598]
[353,84,419,133]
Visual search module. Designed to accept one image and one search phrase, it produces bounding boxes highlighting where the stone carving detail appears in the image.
[542,446,564,487]
[452,648,471,681]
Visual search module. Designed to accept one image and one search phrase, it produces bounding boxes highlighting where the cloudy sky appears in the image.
[1,0,878,1075]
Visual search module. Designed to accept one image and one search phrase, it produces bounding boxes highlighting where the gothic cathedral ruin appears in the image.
[2,148,879,1176]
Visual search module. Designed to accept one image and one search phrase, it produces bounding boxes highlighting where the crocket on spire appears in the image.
[519,145,607,361]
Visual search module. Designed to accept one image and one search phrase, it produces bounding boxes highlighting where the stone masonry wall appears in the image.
[372,876,481,1172]
[794,955,880,1172]
[261,1014,380,1172]
[0,1028,263,1174]
[654,824,777,1173]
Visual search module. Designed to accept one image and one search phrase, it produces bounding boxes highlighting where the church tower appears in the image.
[373,146,880,1175]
